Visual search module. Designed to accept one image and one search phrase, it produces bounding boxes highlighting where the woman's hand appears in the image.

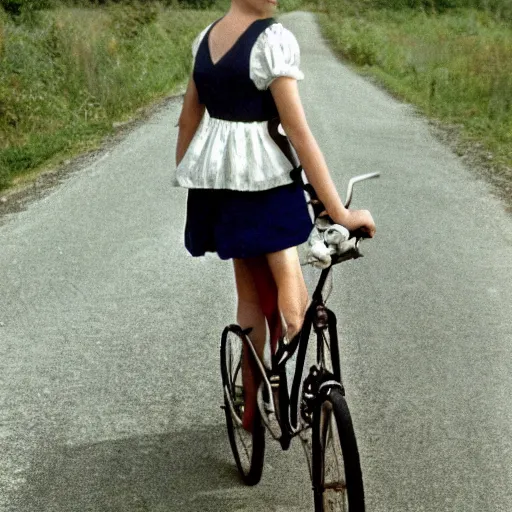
[334,209,376,238]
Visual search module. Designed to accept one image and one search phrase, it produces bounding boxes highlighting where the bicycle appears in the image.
[220,172,379,511]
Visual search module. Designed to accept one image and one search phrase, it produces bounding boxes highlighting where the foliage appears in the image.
[0,5,220,190]
[1,0,55,16]
[177,0,216,7]
[278,0,308,11]
[318,8,512,169]
[2,0,511,190]
[316,0,512,20]
[0,0,218,16]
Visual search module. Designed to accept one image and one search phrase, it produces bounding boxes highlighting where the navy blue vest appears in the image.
[193,17,279,122]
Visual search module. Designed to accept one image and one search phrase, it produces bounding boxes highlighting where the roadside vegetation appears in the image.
[314,0,512,197]
[0,0,309,192]
[1,0,511,197]
[0,2,223,191]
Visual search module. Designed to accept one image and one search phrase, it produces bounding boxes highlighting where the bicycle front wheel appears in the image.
[312,389,365,511]
[220,325,265,486]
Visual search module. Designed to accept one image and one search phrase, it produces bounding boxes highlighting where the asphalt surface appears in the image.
[1,10,512,512]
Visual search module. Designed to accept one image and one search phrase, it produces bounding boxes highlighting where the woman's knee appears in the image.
[265,248,309,338]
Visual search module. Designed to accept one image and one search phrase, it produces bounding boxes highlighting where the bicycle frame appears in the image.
[288,267,343,431]
[229,264,345,445]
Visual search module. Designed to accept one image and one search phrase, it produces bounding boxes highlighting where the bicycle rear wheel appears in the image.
[220,325,265,486]
[312,389,365,511]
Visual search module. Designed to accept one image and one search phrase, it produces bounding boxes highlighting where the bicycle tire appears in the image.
[312,389,365,511]
[220,325,265,486]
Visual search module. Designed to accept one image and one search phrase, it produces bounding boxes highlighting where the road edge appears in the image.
[0,90,185,221]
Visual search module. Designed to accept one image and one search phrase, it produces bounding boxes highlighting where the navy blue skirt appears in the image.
[184,181,313,260]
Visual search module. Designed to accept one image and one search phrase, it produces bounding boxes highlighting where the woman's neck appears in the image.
[228,0,274,22]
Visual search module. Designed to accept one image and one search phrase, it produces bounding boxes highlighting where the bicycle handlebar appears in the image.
[344,172,380,208]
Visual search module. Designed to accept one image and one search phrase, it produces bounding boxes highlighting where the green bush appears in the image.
[0,7,6,54]
[109,2,159,39]
[0,5,220,191]
[278,0,307,11]
[1,0,55,16]
[320,0,512,19]
[177,0,216,8]
[0,157,9,190]
[318,9,512,168]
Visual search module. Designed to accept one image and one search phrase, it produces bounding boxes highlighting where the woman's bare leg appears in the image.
[266,247,309,340]
[248,258,283,354]
[233,257,269,431]
[234,248,308,431]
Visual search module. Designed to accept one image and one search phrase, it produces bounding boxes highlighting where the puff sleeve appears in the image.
[250,23,305,91]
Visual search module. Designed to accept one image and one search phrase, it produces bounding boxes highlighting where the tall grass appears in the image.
[318,8,512,172]
[316,0,512,21]
[0,0,321,191]
[0,4,220,191]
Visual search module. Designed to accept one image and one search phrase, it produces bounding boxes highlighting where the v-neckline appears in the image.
[207,17,273,67]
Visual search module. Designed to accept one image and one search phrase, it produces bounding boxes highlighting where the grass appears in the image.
[315,7,512,190]
[0,4,222,191]
[0,0,316,193]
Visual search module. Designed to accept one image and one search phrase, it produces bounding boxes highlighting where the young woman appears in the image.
[175,0,376,431]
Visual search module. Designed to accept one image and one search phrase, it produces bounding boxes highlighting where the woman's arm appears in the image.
[176,76,206,166]
[270,77,375,236]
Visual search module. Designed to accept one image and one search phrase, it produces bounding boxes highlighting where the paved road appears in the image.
[1,10,512,512]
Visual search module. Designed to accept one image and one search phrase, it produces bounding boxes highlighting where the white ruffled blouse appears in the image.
[174,22,304,191]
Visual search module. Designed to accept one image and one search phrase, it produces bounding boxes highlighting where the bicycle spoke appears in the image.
[234,427,248,459]
[323,412,348,511]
